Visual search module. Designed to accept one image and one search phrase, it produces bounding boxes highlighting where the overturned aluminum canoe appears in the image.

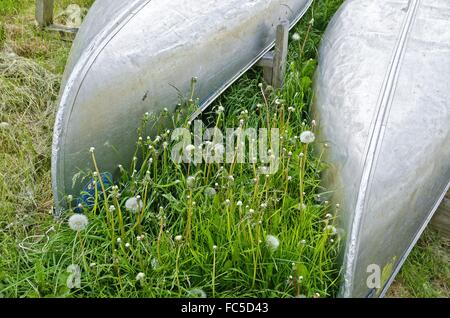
[314,0,450,297]
[52,0,312,211]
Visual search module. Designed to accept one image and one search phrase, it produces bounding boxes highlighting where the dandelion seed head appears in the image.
[265,235,280,252]
[205,187,217,197]
[109,205,116,212]
[187,289,207,298]
[300,131,315,144]
[67,195,73,201]
[186,176,196,188]
[125,243,131,248]
[117,238,122,243]
[292,33,301,41]
[185,144,195,153]
[125,196,143,213]
[136,272,145,281]
[68,214,88,231]
[175,235,183,242]
[236,201,243,207]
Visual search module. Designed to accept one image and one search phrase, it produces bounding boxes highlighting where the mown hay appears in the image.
[0,50,59,217]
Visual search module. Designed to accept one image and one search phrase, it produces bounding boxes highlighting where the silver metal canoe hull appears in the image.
[313,0,450,298]
[52,0,313,211]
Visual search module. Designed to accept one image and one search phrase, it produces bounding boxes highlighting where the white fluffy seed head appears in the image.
[205,187,217,197]
[175,235,183,242]
[265,235,280,252]
[125,197,143,213]
[185,144,196,153]
[187,289,207,298]
[136,272,145,281]
[300,131,315,144]
[186,176,196,188]
[292,33,301,41]
[68,214,88,231]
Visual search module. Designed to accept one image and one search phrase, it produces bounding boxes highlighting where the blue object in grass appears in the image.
[75,172,113,213]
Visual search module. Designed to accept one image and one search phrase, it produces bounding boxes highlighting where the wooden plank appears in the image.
[272,20,289,89]
[431,191,450,237]
[36,0,54,27]
[47,24,79,34]
[256,51,274,68]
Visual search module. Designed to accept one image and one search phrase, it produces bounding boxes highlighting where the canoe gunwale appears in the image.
[190,0,313,120]
[379,181,450,298]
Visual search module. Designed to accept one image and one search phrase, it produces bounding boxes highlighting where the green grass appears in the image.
[0,0,448,298]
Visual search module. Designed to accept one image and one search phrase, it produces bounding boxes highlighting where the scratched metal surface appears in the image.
[52,0,312,211]
[313,0,450,298]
